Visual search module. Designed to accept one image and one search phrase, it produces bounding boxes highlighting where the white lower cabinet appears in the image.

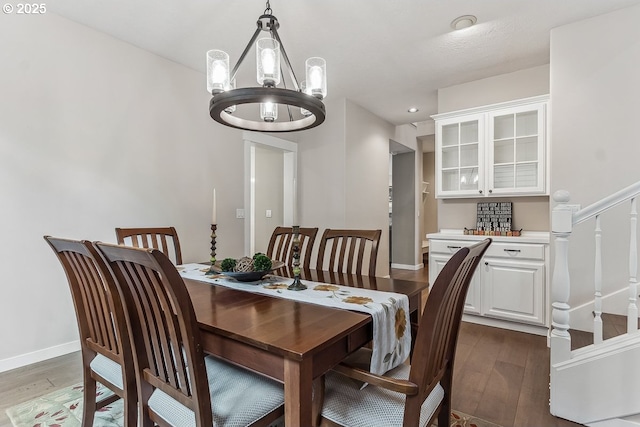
[428,234,549,334]
[483,257,545,325]
[430,252,482,315]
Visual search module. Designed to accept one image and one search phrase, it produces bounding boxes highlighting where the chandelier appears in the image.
[207,1,327,132]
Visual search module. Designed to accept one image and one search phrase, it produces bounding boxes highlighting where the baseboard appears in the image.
[390,263,424,271]
[0,340,80,373]
[462,314,549,336]
[587,419,640,427]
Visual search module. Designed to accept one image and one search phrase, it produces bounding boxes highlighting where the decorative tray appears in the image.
[209,260,285,282]
[464,227,522,237]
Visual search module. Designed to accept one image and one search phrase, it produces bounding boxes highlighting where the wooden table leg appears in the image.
[284,358,313,426]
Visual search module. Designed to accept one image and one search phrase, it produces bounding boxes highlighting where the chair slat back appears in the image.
[115,226,183,265]
[266,226,318,269]
[404,238,491,425]
[95,242,212,425]
[316,229,381,276]
[45,236,127,361]
[45,236,138,426]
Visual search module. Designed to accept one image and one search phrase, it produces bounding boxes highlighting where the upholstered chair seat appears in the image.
[321,352,444,427]
[148,355,284,427]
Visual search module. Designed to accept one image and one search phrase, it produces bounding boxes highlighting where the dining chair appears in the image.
[94,242,285,427]
[314,238,491,427]
[316,228,382,276]
[44,236,137,427]
[115,226,183,265]
[266,226,318,269]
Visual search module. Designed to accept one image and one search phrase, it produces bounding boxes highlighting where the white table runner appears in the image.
[179,263,411,375]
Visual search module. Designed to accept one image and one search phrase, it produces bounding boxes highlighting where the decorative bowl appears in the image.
[210,260,285,282]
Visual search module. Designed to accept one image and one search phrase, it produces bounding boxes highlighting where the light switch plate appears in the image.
[266,209,272,218]
[236,208,245,219]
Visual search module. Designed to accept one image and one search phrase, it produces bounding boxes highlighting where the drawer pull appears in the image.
[447,245,462,250]
[504,249,521,253]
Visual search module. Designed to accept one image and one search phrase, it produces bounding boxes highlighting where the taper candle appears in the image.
[212,188,217,224]
[292,179,298,225]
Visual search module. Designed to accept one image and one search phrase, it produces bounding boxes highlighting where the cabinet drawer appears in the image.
[429,239,476,254]
[485,243,544,260]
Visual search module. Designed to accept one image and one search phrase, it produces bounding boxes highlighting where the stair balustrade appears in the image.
[550,181,640,424]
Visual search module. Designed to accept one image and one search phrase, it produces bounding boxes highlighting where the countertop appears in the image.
[427,229,550,244]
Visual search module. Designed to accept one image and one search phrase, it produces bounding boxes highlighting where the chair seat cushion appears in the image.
[148,355,284,427]
[90,353,123,390]
[321,360,444,427]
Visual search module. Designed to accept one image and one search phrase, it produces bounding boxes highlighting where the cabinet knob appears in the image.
[479,190,483,194]
[485,262,489,266]
[489,189,493,194]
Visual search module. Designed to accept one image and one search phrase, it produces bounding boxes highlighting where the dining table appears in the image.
[184,267,428,427]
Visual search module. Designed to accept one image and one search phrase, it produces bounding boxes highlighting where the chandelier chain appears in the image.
[264,0,272,15]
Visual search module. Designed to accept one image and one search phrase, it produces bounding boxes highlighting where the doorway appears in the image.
[389,140,416,269]
[243,132,297,255]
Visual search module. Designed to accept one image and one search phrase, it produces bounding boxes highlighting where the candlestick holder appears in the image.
[287,225,307,291]
[207,224,218,274]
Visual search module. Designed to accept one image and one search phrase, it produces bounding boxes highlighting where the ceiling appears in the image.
[49,0,640,126]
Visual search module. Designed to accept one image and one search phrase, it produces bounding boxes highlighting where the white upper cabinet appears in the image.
[434,96,548,198]
[437,113,485,197]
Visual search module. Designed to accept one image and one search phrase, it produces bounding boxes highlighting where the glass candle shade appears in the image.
[299,81,312,117]
[305,57,327,99]
[207,50,230,94]
[256,38,281,87]
[260,102,278,122]
[223,79,236,114]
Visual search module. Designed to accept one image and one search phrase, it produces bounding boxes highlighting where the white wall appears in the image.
[254,146,284,253]
[550,4,640,312]
[0,14,247,370]
[297,97,347,229]
[345,100,394,276]
[438,64,551,113]
[297,99,395,276]
[436,65,551,232]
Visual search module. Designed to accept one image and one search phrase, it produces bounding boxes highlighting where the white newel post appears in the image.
[551,190,573,365]
[628,197,638,333]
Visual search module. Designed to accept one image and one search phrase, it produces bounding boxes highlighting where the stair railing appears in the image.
[551,181,640,365]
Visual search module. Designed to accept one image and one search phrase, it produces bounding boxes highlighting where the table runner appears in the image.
[178,263,411,375]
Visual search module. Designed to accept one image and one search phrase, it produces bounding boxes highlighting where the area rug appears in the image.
[6,383,501,427]
[5,383,122,427]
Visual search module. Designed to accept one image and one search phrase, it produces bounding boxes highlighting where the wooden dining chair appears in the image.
[314,239,491,427]
[44,236,137,427]
[266,226,318,269]
[115,226,183,265]
[316,228,382,276]
[94,242,285,427]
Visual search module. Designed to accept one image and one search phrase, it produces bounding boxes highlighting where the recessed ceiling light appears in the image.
[450,15,477,31]
[408,107,419,113]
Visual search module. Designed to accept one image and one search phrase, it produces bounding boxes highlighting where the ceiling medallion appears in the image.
[207,1,327,132]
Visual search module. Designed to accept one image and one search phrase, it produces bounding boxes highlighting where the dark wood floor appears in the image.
[389,266,582,427]
[0,266,582,427]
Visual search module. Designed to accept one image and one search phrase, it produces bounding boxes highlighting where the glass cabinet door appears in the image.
[437,114,484,197]
[488,103,545,195]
